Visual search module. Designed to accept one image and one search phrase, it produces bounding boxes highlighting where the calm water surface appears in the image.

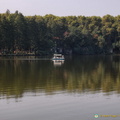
[0,55,120,120]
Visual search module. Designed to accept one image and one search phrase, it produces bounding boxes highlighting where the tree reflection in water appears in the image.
[0,55,120,99]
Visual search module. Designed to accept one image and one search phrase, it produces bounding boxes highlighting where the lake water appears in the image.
[0,55,120,120]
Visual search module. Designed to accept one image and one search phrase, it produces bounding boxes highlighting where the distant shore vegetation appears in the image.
[0,10,120,55]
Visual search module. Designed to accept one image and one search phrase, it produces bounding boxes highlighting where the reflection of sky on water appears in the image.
[0,92,120,120]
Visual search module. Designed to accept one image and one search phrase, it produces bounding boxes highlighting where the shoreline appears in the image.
[0,53,120,56]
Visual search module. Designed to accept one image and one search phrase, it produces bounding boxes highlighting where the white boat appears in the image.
[52,54,65,60]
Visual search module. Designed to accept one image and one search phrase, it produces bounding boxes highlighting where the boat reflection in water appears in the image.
[52,59,64,66]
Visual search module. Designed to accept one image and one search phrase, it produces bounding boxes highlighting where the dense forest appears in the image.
[0,10,120,55]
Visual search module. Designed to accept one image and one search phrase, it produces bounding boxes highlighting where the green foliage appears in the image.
[0,10,120,55]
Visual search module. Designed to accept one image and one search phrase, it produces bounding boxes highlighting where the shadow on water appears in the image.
[0,55,120,99]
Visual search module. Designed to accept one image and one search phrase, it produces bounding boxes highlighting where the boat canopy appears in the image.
[53,54,63,57]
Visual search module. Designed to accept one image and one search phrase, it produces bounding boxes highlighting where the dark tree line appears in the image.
[0,10,120,55]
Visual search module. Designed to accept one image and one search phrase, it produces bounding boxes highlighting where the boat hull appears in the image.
[52,58,65,60]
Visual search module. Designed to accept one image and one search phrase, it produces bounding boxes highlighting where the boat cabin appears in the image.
[52,54,64,60]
